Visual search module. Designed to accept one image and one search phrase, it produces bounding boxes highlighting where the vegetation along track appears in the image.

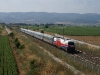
[14,27,100,74]
[70,51,100,67]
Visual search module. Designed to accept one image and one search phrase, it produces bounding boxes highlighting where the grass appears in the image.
[75,43,100,57]
[0,36,18,75]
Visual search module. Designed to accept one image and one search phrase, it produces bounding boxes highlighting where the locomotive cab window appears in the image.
[68,42,74,45]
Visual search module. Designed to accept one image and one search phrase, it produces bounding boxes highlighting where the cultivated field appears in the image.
[26,25,100,46]
[67,36,100,46]
[26,25,100,36]
[0,26,3,33]
[0,36,18,75]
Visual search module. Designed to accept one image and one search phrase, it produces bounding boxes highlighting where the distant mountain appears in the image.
[0,12,100,24]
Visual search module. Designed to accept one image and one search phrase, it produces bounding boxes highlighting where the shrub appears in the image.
[14,38,25,49]
[9,32,14,38]
[27,60,38,75]
[14,38,20,48]
[45,25,49,28]
[41,30,44,33]
[14,38,18,42]
[19,44,25,49]
[15,41,20,48]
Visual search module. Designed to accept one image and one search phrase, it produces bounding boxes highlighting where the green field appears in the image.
[0,36,18,75]
[26,25,100,36]
[0,26,3,33]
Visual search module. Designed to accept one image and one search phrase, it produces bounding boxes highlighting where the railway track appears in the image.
[69,50,100,69]
[81,53,99,65]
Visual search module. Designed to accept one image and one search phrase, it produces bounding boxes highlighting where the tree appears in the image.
[45,25,49,28]
[41,30,44,33]
[9,32,14,38]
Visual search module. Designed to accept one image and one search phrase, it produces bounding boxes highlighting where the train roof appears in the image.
[44,33,53,38]
[21,28,74,43]
[54,37,74,43]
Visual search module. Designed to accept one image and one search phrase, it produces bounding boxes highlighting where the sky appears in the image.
[0,0,100,14]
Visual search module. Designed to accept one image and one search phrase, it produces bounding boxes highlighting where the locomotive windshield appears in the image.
[68,42,74,45]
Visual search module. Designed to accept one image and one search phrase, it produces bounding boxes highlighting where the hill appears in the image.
[0,12,100,24]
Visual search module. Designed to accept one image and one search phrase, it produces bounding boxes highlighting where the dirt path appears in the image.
[5,26,12,34]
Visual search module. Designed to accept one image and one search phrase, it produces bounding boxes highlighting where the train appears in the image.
[20,28,75,52]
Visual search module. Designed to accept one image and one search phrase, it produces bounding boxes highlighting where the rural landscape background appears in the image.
[0,16,100,75]
[0,0,100,75]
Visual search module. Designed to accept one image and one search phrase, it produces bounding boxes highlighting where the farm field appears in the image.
[26,25,100,46]
[67,36,100,46]
[0,36,18,75]
[0,26,3,33]
[26,25,100,36]
[0,26,8,36]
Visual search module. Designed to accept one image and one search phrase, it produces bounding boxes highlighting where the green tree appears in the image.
[45,25,49,28]
[41,30,44,33]
[9,32,14,38]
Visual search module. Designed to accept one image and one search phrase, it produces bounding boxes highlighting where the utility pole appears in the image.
[63,24,64,39]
